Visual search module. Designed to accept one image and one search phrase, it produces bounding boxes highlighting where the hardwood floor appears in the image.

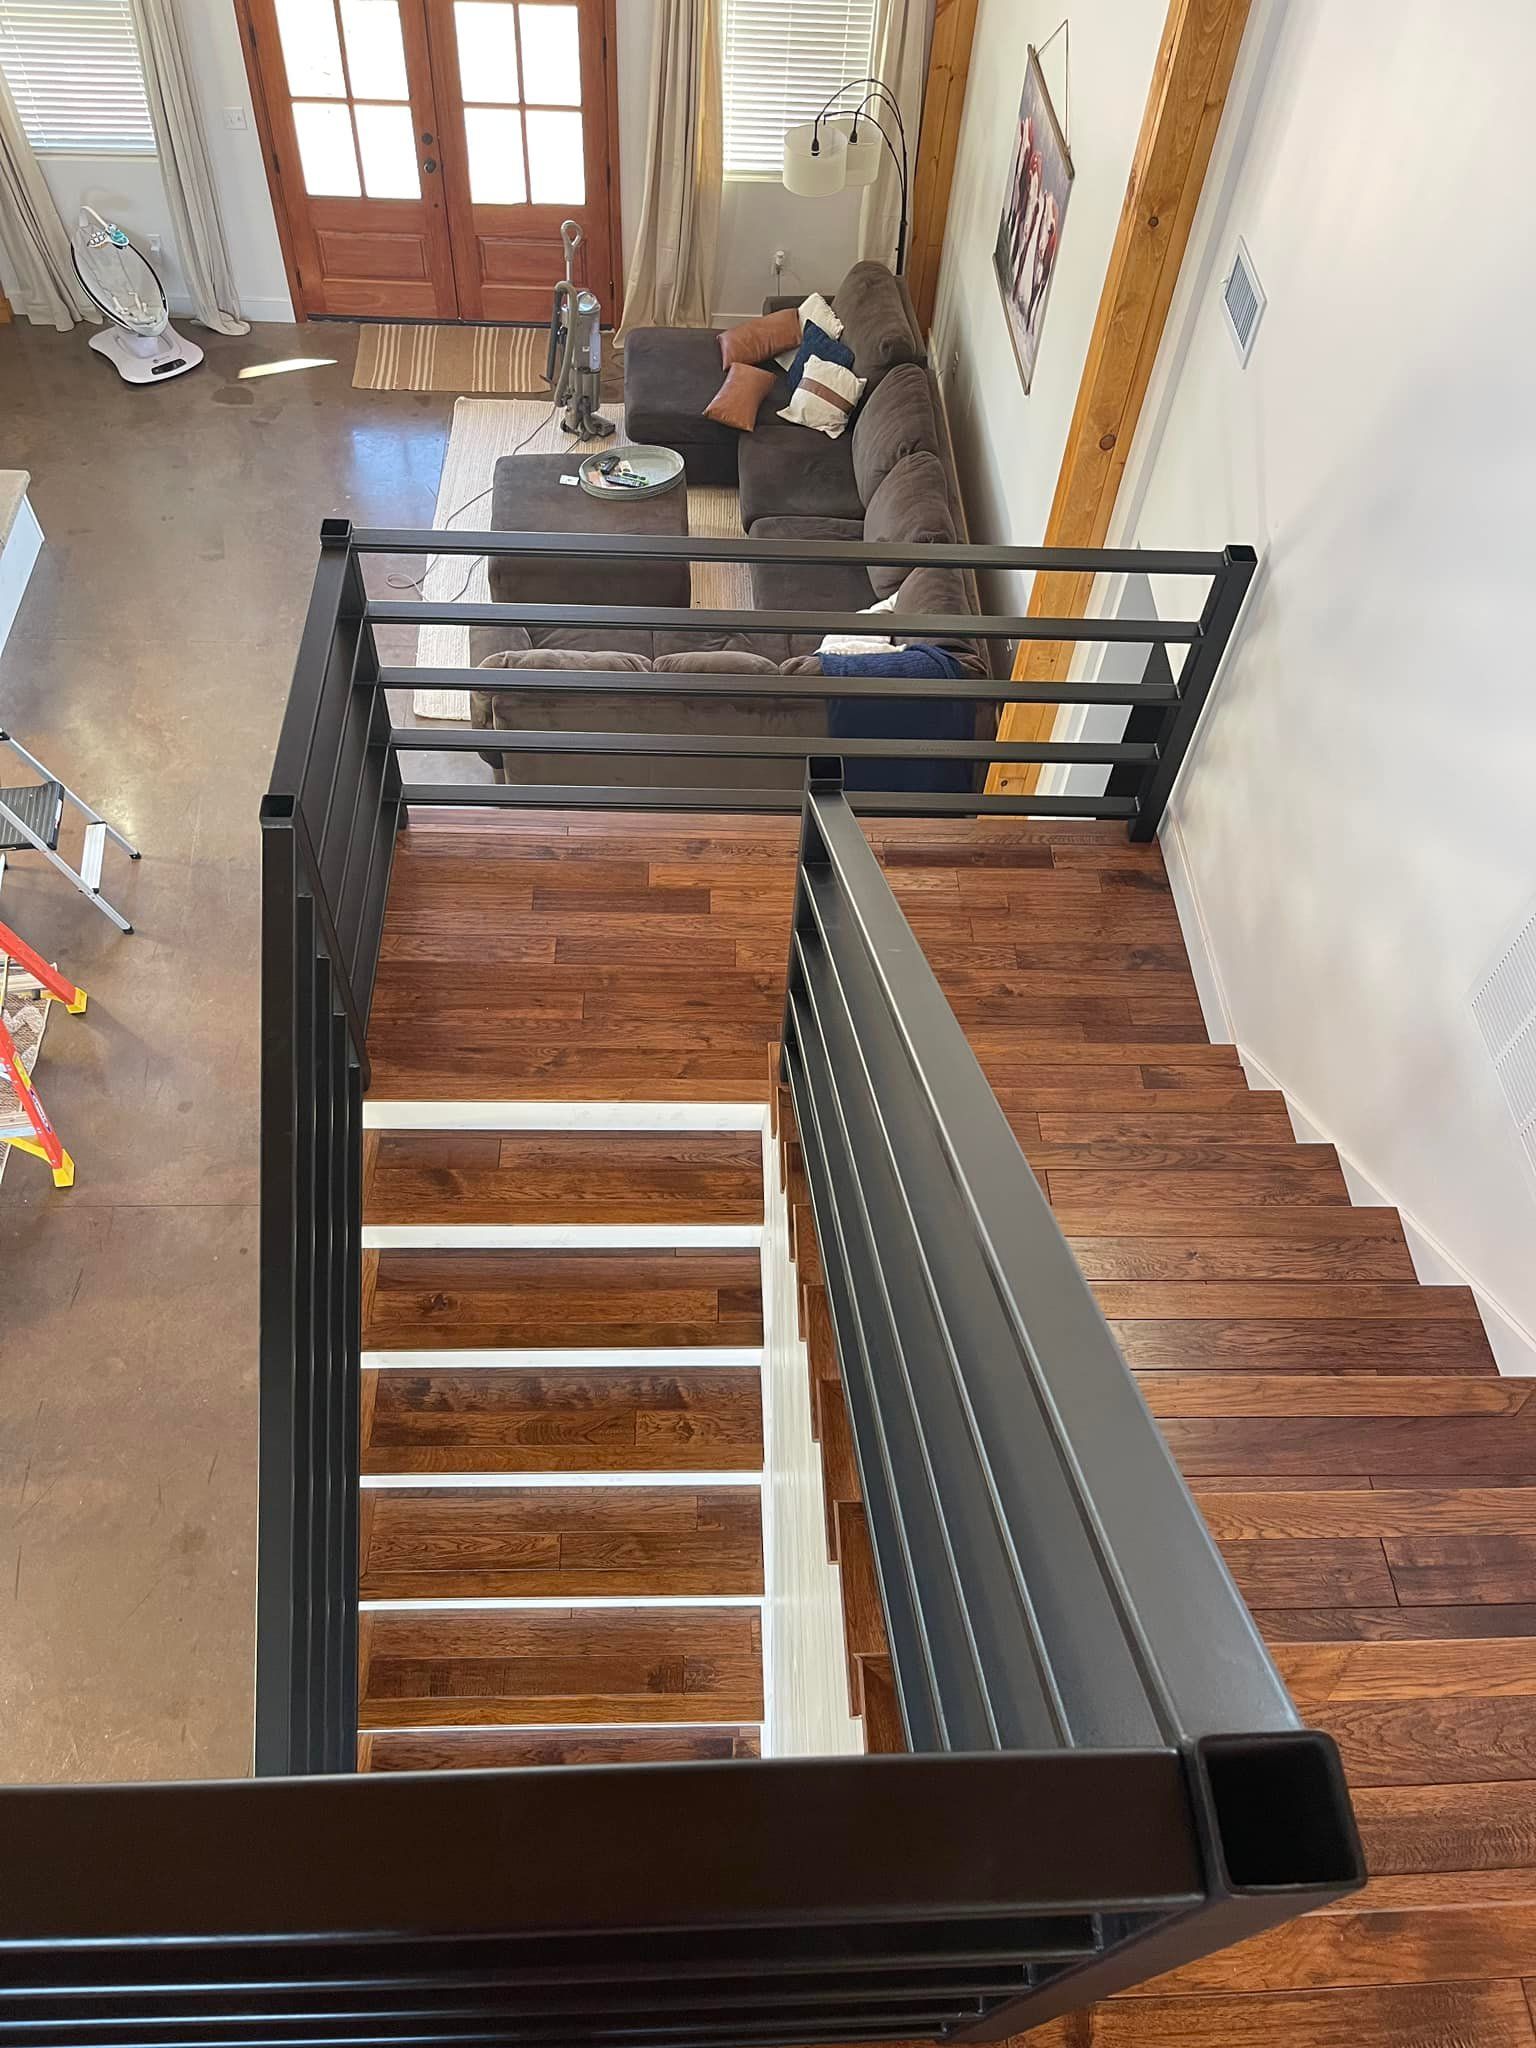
[368,808,1536,2048]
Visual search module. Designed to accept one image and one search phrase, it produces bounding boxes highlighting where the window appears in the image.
[720,0,876,176]
[0,0,155,155]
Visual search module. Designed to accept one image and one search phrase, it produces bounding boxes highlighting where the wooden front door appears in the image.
[242,0,618,324]
[423,0,616,321]
[243,0,458,318]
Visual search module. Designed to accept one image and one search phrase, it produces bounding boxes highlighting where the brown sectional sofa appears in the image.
[470,261,988,791]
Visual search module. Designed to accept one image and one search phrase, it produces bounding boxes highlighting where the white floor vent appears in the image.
[1222,238,1265,362]
[1471,901,1536,1186]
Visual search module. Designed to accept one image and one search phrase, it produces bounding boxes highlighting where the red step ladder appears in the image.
[0,916,86,1188]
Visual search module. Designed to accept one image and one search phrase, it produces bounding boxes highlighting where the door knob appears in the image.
[424,157,438,172]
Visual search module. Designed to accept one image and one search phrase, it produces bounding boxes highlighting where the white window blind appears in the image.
[721,0,877,176]
[0,0,155,154]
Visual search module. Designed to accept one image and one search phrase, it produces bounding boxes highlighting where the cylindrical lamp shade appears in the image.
[783,120,849,196]
[831,114,881,187]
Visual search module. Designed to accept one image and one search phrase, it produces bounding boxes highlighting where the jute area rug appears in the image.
[355,322,547,394]
[411,398,751,720]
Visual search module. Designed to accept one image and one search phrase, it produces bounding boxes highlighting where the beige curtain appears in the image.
[0,69,97,328]
[616,0,721,339]
[859,0,933,269]
[128,0,248,333]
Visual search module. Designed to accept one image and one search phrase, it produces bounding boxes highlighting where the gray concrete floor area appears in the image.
[0,319,460,1781]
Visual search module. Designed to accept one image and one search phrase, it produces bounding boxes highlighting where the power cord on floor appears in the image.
[385,401,617,605]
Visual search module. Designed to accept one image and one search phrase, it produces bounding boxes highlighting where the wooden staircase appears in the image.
[356,1127,770,1772]
[360,806,1536,2048]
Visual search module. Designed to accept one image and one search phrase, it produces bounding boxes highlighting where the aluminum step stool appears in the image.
[0,730,139,933]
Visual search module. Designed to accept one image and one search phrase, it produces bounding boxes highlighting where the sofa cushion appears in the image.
[862,451,956,599]
[737,404,862,527]
[652,650,788,673]
[851,363,941,507]
[624,327,743,484]
[834,261,924,390]
[476,647,827,792]
[888,565,986,679]
[749,533,879,661]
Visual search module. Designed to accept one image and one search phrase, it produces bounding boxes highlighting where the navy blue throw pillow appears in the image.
[787,319,855,391]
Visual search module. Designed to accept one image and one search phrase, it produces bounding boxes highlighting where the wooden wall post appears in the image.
[907,0,982,333]
[988,0,1253,794]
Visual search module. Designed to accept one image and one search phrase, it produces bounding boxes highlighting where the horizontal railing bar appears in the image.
[389,728,1157,765]
[368,600,1202,643]
[378,667,1179,707]
[0,1752,1205,1946]
[397,785,1140,819]
[351,526,1228,576]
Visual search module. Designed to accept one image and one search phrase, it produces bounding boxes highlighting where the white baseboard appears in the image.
[0,493,43,659]
[1160,813,1536,1377]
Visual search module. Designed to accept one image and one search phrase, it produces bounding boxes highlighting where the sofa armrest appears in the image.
[761,293,812,316]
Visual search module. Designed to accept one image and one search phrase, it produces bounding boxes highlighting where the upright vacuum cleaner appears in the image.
[545,219,614,440]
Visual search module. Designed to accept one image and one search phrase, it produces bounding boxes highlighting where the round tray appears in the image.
[577,444,686,500]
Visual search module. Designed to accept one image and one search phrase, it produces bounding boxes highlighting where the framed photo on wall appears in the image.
[993,47,1074,392]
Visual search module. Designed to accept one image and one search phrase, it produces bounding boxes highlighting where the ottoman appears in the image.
[623,328,764,487]
[474,448,691,665]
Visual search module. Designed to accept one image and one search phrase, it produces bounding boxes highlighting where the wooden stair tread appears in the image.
[360,1726,761,1771]
[365,1130,764,1226]
[360,1484,763,1599]
[363,1366,763,1474]
[365,1247,764,1350]
[359,1607,764,1728]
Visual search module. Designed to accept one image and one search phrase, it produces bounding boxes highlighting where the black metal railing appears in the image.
[0,524,1349,2044]
[257,518,401,1776]
[348,522,1254,830]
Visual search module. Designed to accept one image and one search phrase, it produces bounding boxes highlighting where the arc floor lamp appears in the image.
[783,77,911,274]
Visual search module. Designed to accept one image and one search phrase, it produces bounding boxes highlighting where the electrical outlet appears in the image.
[147,234,163,260]
[773,247,788,273]
[222,105,248,130]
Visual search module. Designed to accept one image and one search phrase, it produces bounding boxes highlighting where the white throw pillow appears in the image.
[779,355,865,439]
[817,597,901,656]
[798,291,843,339]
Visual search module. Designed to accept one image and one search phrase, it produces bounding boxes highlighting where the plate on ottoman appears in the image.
[578,445,685,499]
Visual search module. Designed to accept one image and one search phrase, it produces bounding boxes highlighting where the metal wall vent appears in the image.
[1221,238,1265,362]
[1472,900,1536,1186]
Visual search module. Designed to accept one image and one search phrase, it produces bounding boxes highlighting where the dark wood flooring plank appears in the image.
[365,1248,764,1350]
[360,1607,764,1727]
[1353,1781,1536,1873]
[1130,1901,1536,1996]
[1197,1488,1536,1539]
[362,1726,761,1770]
[1162,1416,1536,1475]
[366,1131,764,1227]
[1027,1982,1536,2048]
[360,1484,762,1599]
[1311,1696,1536,1784]
[1113,1320,1496,1373]
[364,1366,763,1474]
[1385,1536,1536,1605]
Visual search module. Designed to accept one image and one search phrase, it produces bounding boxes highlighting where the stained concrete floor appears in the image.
[0,319,464,1781]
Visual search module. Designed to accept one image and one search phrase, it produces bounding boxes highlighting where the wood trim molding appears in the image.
[0,292,12,324]
[988,0,1253,795]
[907,0,980,334]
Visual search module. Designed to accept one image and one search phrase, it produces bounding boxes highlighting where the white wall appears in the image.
[1111,0,1536,1347]
[28,0,293,323]
[928,0,1166,598]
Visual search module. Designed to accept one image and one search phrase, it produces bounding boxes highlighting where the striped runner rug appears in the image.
[354,322,548,394]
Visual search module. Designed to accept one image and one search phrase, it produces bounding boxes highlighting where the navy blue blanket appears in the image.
[818,644,978,793]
